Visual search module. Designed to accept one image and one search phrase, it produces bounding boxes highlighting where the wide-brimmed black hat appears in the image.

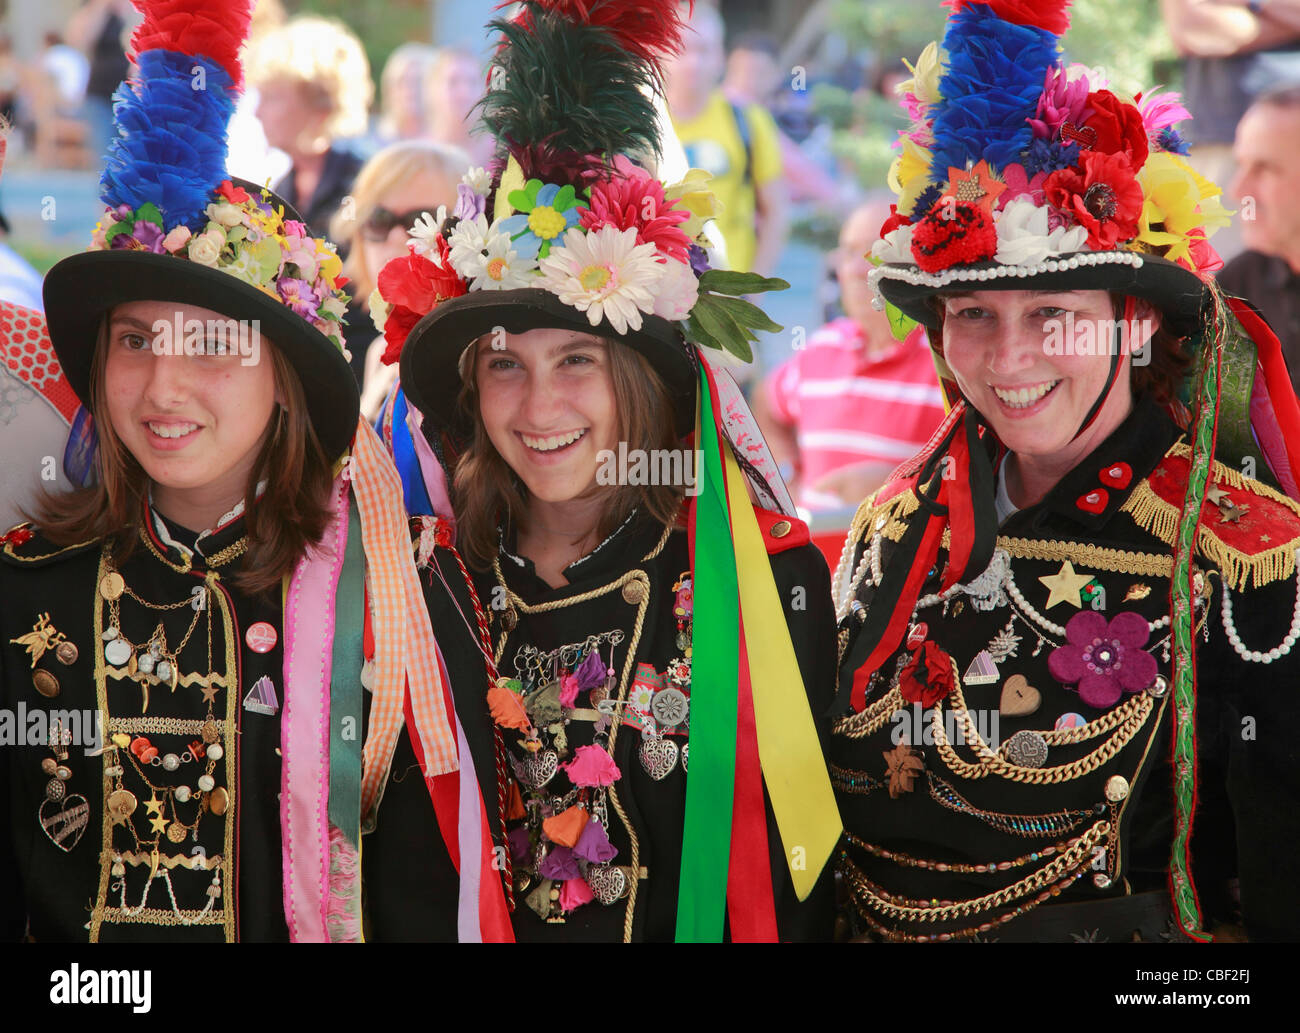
[398,288,697,440]
[874,251,1211,340]
[43,182,359,461]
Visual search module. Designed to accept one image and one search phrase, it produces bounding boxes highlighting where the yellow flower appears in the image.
[314,239,343,283]
[889,139,933,217]
[898,41,943,106]
[665,169,724,240]
[1137,153,1234,264]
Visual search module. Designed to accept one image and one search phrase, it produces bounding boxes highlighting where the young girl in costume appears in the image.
[0,0,455,942]
[362,0,841,942]
[834,0,1300,942]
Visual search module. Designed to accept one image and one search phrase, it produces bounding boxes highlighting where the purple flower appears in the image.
[687,242,711,276]
[573,819,618,863]
[132,220,166,253]
[538,844,581,881]
[454,183,486,222]
[507,825,532,863]
[277,277,321,319]
[1157,127,1191,156]
[1048,611,1157,709]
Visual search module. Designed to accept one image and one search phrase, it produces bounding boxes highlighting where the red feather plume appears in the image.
[942,0,1072,36]
[130,0,254,90]
[504,0,692,69]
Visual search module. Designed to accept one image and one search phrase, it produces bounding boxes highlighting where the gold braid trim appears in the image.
[1119,442,1300,590]
[936,528,1174,577]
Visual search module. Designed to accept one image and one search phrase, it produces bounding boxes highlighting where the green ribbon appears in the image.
[328,497,365,846]
[675,364,740,942]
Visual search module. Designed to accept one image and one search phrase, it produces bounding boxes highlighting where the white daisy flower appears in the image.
[464,231,539,291]
[462,167,491,194]
[537,226,665,335]
[408,206,449,254]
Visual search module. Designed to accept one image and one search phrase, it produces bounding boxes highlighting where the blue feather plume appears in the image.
[99,49,235,231]
[929,6,1060,178]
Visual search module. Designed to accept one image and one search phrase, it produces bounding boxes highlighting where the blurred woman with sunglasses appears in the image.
[329,140,470,410]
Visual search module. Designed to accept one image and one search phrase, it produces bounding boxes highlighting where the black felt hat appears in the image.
[43,182,360,461]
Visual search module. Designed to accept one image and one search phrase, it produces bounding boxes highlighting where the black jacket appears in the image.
[365,509,839,941]
[1,509,289,941]
[833,397,1300,942]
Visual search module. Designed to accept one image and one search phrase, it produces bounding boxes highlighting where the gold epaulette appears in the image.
[845,486,921,548]
[1119,442,1300,591]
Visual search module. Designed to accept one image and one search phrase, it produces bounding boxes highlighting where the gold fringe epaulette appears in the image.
[1119,442,1300,591]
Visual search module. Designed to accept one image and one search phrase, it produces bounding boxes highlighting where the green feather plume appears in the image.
[480,2,664,174]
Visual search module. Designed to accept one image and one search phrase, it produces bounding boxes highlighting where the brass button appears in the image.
[55,641,78,665]
[33,669,60,698]
[99,572,125,600]
[621,580,646,604]
[770,520,792,539]
[500,608,518,631]
[1105,775,1130,802]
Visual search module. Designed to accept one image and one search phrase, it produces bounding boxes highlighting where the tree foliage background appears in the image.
[817,0,1177,197]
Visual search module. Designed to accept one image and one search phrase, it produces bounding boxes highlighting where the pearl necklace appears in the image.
[1220,548,1300,664]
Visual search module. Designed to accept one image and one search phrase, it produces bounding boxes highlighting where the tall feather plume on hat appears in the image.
[91,0,350,354]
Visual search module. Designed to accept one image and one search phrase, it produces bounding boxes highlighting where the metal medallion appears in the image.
[1002,730,1048,769]
[55,641,78,666]
[650,687,689,728]
[99,572,125,601]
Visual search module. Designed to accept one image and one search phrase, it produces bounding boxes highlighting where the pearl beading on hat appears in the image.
[868,250,1146,309]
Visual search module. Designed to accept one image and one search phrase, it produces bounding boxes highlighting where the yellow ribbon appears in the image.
[721,445,842,899]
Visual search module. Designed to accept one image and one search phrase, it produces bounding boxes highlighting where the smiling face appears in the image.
[940,289,1150,468]
[474,327,619,506]
[103,300,280,524]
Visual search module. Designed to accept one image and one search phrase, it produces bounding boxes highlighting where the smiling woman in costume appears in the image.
[0,0,453,943]
[360,0,840,943]
[833,0,1300,942]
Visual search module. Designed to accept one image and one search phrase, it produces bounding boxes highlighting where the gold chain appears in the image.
[842,819,1109,922]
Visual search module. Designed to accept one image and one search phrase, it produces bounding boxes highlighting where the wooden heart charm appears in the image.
[638,736,679,781]
[1076,489,1109,515]
[39,793,89,852]
[999,674,1041,717]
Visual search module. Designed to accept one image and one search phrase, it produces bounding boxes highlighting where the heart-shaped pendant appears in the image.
[585,863,627,905]
[639,736,678,781]
[999,674,1042,716]
[39,793,89,852]
[521,749,558,789]
[681,742,689,773]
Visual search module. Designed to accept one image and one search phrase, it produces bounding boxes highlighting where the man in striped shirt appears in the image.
[755,201,947,511]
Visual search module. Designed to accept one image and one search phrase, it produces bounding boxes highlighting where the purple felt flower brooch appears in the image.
[1048,611,1157,709]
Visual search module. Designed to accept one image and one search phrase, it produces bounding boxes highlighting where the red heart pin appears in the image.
[1077,489,1109,514]
[907,622,928,648]
[1098,462,1132,489]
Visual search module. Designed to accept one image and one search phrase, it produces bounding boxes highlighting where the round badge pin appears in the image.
[1055,712,1088,731]
[245,622,278,653]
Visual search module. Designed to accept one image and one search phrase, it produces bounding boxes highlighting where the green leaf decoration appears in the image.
[887,300,919,341]
[698,270,790,296]
[103,220,134,245]
[136,202,164,228]
[711,293,783,334]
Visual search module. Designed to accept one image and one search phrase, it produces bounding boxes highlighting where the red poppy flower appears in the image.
[380,304,422,367]
[942,0,1073,35]
[897,640,957,708]
[1044,151,1143,250]
[377,240,467,315]
[216,179,250,205]
[1082,90,1149,172]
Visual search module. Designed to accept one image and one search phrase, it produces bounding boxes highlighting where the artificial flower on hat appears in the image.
[868,0,1232,306]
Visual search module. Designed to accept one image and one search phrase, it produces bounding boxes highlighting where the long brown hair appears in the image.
[452,335,687,569]
[31,319,334,596]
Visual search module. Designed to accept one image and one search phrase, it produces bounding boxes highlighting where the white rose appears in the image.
[206,201,245,228]
[994,199,1054,267]
[188,228,226,267]
[320,294,348,320]
[871,224,914,265]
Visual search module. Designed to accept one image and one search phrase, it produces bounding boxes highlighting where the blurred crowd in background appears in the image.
[3,0,1300,523]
